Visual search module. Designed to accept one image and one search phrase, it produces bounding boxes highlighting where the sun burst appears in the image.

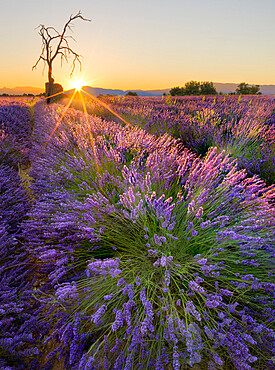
[72,79,84,91]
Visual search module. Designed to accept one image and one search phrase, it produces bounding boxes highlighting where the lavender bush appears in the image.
[51,154,274,369]
[24,101,193,283]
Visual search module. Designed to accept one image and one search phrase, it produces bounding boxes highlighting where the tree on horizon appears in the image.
[235,82,261,95]
[170,81,217,96]
[32,11,90,103]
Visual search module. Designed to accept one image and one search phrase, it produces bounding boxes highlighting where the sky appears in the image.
[1,0,275,90]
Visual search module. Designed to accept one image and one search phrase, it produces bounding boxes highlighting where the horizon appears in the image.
[1,80,273,93]
[1,0,275,91]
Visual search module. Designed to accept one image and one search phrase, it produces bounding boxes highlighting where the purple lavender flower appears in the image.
[55,282,78,301]
[91,305,107,324]
[164,270,171,287]
[205,294,223,309]
[172,346,180,370]
[189,280,206,294]
[112,309,124,332]
[148,249,158,256]
[136,276,141,286]
[104,294,114,301]
[185,301,201,321]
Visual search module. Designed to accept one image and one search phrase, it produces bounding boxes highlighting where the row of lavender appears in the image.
[0,99,44,369]
[86,95,275,186]
[0,98,33,169]
[21,100,275,369]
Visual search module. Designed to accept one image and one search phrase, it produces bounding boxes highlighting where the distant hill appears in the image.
[82,86,170,97]
[2,83,275,97]
[0,86,44,95]
[213,83,275,95]
[83,84,275,96]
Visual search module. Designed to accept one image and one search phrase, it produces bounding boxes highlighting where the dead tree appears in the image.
[32,11,90,103]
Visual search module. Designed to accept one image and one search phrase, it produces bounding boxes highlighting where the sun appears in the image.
[73,79,84,91]
[67,78,84,91]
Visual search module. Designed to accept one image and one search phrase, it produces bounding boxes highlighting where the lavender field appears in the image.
[74,95,275,185]
[0,95,274,369]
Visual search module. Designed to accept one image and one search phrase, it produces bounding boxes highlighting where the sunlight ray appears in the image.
[42,89,69,100]
[42,89,77,149]
[80,89,133,127]
[78,90,100,173]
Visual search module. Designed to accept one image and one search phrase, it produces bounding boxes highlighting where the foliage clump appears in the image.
[126,91,139,97]
[234,82,261,95]
[170,81,217,96]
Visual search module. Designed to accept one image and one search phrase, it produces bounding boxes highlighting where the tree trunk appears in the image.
[46,64,54,104]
